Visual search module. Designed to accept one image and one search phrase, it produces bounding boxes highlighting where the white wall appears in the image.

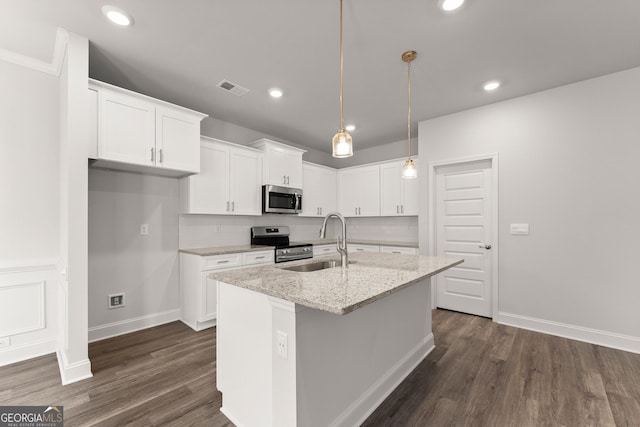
[0,61,59,261]
[201,117,334,167]
[419,67,640,351]
[0,49,60,366]
[88,168,180,340]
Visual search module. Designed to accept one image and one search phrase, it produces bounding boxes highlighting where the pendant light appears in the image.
[332,0,353,158]
[401,50,417,179]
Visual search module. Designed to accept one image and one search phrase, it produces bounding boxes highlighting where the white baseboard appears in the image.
[497,312,640,354]
[330,334,435,427]
[56,349,93,385]
[0,337,57,367]
[88,309,181,342]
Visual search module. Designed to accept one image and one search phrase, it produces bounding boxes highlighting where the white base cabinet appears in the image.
[380,245,418,255]
[313,244,338,257]
[89,79,207,177]
[180,250,273,331]
[349,244,381,253]
[180,137,262,215]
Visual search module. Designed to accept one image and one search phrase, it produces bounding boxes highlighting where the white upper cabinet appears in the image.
[248,139,306,188]
[301,162,337,217]
[380,157,419,216]
[89,79,207,177]
[180,137,262,215]
[338,164,380,217]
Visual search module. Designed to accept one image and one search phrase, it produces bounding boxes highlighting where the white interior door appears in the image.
[435,160,494,317]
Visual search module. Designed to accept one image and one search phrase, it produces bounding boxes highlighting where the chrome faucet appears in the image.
[319,212,349,268]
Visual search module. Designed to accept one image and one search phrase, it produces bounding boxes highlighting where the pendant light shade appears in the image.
[402,158,417,178]
[401,50,417,179]
[332,129,353,158]
[332,0,353,158]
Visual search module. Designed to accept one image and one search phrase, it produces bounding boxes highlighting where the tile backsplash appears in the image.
[179,214,418,249]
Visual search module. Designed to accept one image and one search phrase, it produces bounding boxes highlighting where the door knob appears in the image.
[479,244,492,250]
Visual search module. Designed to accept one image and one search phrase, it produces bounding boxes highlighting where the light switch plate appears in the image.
[510,223,530,235]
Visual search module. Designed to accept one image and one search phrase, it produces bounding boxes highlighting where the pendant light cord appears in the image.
[407,60,412,160]
[339,0,345,131]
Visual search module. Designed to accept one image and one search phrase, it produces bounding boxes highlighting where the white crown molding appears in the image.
[0,27,68,76]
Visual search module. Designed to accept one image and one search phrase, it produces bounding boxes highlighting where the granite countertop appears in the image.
[180,245,274,256]
[307,239,419,248]
[210,252,463,315]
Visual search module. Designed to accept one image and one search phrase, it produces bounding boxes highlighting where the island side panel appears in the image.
[294,277,434,427]
[217,281,273,426]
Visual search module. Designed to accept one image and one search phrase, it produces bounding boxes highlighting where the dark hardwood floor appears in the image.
[1,310,639,426]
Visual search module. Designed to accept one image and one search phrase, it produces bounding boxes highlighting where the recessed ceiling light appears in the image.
[345,124,356,132]
[269,88,283,98]
[483,80,501,91]
[438,0,465,12]
[102,5,133,26]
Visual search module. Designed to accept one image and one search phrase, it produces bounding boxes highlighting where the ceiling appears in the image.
[4,0,640,154]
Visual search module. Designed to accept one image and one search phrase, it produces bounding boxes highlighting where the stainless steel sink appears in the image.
[282,260,354,272]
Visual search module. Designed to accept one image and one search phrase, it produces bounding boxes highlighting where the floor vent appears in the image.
[216,80,250,96]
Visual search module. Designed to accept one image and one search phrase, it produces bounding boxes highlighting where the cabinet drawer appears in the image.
[313,245,336,257]
[242,250,274,265]
[349,244,380,253]
[379,246,417,255]
[202,253,242,270]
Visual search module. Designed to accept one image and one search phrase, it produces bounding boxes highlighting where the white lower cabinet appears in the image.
[349,244,381,253]
[379,245,418,255]
[180,250,274,331]
[313,244,338,257]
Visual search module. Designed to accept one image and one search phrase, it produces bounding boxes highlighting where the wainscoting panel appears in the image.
[0,281,45,336]
[0,260,58,367]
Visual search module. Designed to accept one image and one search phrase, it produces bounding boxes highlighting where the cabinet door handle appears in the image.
[358,207,361,215]
[401,205,404,214]
[217,260,230,264]
[355,207,358,215]
[287,176,290,184]
[159,149,163,164]
[150,147,155,162]
[319,207,322,215]
[397,205,399,214]
[255,256,265,259]
[392,251,401,254]
[283,175,287,184]
[231,201,235,212]
[226,201,230,212]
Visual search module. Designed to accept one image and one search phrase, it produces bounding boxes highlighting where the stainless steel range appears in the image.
[250,226,313,263]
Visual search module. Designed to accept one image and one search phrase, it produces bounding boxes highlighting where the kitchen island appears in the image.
[211,252,463,427]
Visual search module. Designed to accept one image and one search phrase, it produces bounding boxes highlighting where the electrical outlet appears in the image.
[108,293,126,309]
[140,224,149,235]
[277,330,288,359]
[0,336,10,349]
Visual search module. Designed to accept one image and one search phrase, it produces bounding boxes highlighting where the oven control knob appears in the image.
[282,249,289,254]
[304,247,310,252]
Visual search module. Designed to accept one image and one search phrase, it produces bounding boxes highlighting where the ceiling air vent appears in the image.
[216,80,250,96]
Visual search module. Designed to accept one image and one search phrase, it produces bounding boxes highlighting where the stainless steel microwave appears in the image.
[262,185,302,214]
